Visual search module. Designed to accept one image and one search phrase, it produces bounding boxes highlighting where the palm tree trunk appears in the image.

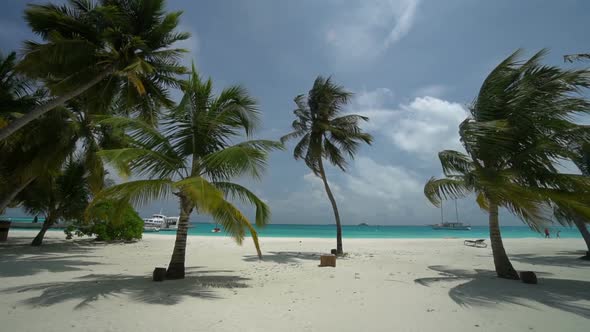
[318,157,344,255]
[0,177,35,213]
[0,68,114,141]
[572,214,590,258]
[166,194,193,279]
[488,202,519,280]
[31,214,54,246]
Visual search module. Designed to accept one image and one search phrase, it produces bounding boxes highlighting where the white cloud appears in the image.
[351,89,468,157]
[414,84,449,98]
[354,88,395,108]
[324,0,420,63]
[269,156,434,224]
[391,96,467,155]
[345,157,422,206]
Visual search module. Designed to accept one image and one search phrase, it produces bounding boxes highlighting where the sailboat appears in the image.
[431,200,471,230]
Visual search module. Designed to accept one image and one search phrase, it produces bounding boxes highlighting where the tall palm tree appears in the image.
[94,68,281,279]
[424,50,590,280]
[0,0,189,140]
[281,76,372,255]
[17,158,91,246]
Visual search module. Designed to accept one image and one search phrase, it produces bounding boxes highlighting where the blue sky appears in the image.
[2,0,589,226]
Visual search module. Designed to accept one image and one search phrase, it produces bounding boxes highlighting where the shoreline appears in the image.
[7,223,580,240]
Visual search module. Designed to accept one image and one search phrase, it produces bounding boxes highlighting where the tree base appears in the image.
[31,236,43,246]
[153,267,167,282]
[497,270,520,280]
[579,251,590,261]
[166,263,185,279]
[519,271,537,284]
[331,249,344,256]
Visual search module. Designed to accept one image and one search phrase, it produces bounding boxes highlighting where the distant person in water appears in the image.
[33,216,38,223]
[544,228,550,238]
[557,230,561,239]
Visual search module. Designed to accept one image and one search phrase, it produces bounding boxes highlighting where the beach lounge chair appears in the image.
[464,239,487,248]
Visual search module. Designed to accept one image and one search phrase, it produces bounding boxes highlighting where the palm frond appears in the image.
[438,150,474,176]
[213,181,270,227]
[424,177,472,207]
[177,176,262,257]
[564,53,590,63]
[202,140,283,180]
[92,179,173,209]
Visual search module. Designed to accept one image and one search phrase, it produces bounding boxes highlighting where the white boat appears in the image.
[143,213,179,232]
[142,225,161,232]
[431,200,471,231]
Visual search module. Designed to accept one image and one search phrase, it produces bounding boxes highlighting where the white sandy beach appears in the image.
[1,231,589,332]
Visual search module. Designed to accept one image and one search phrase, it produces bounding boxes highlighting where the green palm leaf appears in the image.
[213,181,271,227]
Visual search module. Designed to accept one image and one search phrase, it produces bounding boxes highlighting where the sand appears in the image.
[1,230,589,332]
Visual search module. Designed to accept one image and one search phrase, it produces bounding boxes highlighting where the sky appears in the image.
[2,0,590,226]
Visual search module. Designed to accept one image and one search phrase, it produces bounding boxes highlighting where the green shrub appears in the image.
[65,200,143,241]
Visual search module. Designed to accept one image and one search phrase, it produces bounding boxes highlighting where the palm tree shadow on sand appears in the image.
[1,267,250,309]
[0,238,108,277]
[243,251,325,264]
[415,265,590,319]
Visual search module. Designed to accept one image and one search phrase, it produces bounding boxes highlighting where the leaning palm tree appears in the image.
[425,50,590,279]
[281,76,372,255]
[16,158,91,246]
[94,68,281,279]
[0,0,188,140]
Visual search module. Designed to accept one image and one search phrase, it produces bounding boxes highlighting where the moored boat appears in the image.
[431,200,471,231]
[142,213,179,232]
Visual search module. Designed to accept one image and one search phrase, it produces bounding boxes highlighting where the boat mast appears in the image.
[440,201,444,224]
[455,200,459,222]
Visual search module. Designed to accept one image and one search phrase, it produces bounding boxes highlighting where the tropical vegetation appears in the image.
[0,0,188,141]
[16,158,91,246]
[424,50,590,279]
[281,76,372,255]
[93,68,281,278]
[65,200,143,241]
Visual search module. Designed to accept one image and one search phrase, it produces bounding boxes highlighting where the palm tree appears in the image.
[17,158,91,246]
[424,50,590,280]
[0,0,189,140]
[94,68,281,279]
[281,76,372,255]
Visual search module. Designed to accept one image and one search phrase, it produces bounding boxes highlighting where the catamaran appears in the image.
[431,200,471,231]
[142,213,180,232]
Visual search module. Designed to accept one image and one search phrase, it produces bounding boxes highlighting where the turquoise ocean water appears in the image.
[5,217,582,239]
[178,223,581,239]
